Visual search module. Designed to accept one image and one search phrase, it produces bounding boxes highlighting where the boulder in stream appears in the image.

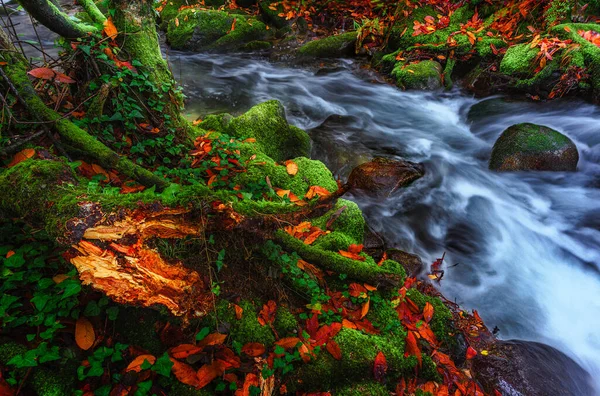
[489,123,579,171]
[473,340,595,396]
[297,32,358,58]
[347,157,424,197]
[391,60,443,90]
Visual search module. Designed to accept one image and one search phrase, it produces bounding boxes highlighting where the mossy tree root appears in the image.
[16,0,97,38]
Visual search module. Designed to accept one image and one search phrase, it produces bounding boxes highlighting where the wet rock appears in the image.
[473,340,594,396]
[391,60,443,90]
[386,248,423,277]
[297,32,358,58]
[489,123,579,171]
[347,157,424,197]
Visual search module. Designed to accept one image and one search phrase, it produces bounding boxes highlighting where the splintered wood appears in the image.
[69,207,212,320]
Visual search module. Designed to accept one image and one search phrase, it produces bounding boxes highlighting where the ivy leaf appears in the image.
[151,352,173,377]
[195,327,210,341]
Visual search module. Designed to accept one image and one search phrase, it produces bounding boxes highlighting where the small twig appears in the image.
[0,129,45,156]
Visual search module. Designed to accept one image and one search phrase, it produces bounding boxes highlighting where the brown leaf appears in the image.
[236,373,259,396]
[169,344,203,359]
[75,317,95,350]
[7,148,35,167]
[305,185,331,200]
[373,351,387,383]
[126,354,156,372]
[241,342,266,357]
[103,17,118,39]
[198,333,227,347]
[325,340,342,360]
[258,300,276,326]
[170,358,201,387]
[275,337,301,350]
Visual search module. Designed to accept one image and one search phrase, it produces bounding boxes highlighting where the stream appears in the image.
[173,52,600,393]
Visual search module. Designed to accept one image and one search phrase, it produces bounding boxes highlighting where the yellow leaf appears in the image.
[75,317,95,350]
[285,160,298,176]
[175,17,180,27]
[52,274,69,284]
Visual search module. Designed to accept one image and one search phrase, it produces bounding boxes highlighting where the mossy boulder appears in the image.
[297,32,358,58]
[391,60,444,90]
[166,9,270,51]
[347,157,425,197]
[226,100,311,162]
[499,43,538,76]
[489,123,579,171]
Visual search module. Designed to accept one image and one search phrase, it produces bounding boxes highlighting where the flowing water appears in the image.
[174,53,600,393]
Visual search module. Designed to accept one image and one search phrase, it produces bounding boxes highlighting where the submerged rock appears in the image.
[473,340,594,396]
[347,157,425,197]
[489,123,578,171]
[297,32,358,58]
[391,60,443,90]
[166,10,270,52]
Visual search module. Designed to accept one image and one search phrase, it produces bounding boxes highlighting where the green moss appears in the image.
[209,300,276,346]
[258,0,288,29]
[240,40,273,51]
[274,305,299,336]
[391,60,443,90]
[167,9,269,51]
[499,43,538,75]
[226,100,310,162]
[0,341,27,364]
[405,289,455,349]
[169,381,214,395]
[311,199,365,245]
[297,32,358,58]
[544,0,574,26]
[29,364,78,396]
[335,381,390,396]
[198,113,233,131]
[278,231,404,286]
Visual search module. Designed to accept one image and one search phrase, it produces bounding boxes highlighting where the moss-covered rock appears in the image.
[297,32,358,58]
[212,300,276,346]
[166,9,270,51]
[226,100,311,162]
[335,381,390,395]
[489,123,579,171]
[258,0,289,29]
[499,43,538,76]
[274,305,299,335]
[311,199,366,246]
[391,60,444,90]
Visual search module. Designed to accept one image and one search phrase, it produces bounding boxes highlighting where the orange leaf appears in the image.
[192,118,203,126]
[339,250,365,261]
[196,362,221,389]
[275,337,301,349]
[229,17,237,33]
[342,318,357,329]
[169,344,203,359]
[285,160,298,176]
[348,244,363,254]
[373,351,387,382]
[243,138,256,143]
[405,331,422,366]
[170,358,201,387]
[198,333,227,347]
[360,299,370,319]
[364,284,377,292]
[103,17,118,40]
[258,300,277,326]
[241,342,266,357]
[75,317,95,350]
[326,340,342,360]
[304,185,331,200]
[423,302,434,323]
[52,274,69,284]
[237,373,259,396]
[233,303,243,320]
[126,354,156,372]
[7,148,35,167]
[298,343,312,362]
[5,250,14,258]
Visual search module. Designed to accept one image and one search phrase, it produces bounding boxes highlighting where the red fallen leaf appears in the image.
[417,323,438,347]
[224,373,238,383]
[170,358,201,387]
[373,351,387,383]
[325,340,342,360]
[120,181,145,194]
[348,283,368,298]
[275,337,301,350]
[28,67,55,79]
[466,346,477,360]
[197,333,227,347]
[348,244,363,254]
[236,373,259,396]
[169,344,203,359]
[0,377,14,396]
[405,331,422,366]
[6,250,15,258]
[423,302,434,323]
[339,249,365,261]
[298,343,312,362]
[55,72,75,84]
[354,319,380,335]
[241,342,266,357]
[396,378,406,396]
[306,313,319,337]
[258,300,277,326]
[303,229,324,245]
[196,362,222,389]
[215,347,241,370]
[233,303,243,320]
[7,148,35,167]
[126,354,156,372]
